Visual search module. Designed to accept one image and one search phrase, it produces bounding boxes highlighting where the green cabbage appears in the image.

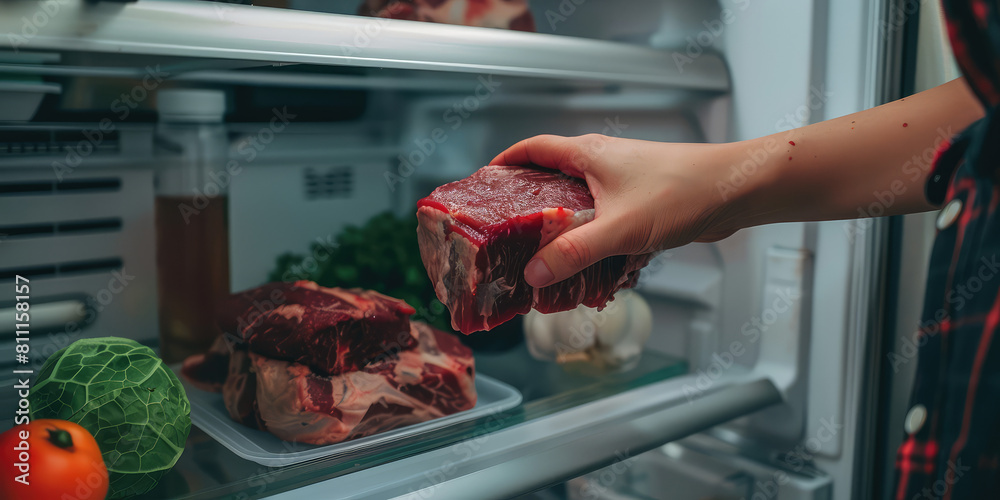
[30,337,191,499]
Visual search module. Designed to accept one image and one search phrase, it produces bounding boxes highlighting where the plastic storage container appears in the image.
[177,370,523,467]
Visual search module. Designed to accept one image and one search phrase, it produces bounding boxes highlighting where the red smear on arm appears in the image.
[789,141,796,146]
[903,123,909,127]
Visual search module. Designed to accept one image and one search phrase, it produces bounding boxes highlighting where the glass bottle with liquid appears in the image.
[154,89,231,363]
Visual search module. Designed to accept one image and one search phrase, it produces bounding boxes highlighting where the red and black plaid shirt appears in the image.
[893,1,1000,499]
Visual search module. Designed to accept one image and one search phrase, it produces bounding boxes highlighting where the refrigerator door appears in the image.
[876,2,962,498]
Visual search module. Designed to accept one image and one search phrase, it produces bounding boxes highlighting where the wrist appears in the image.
[708,138,786,233]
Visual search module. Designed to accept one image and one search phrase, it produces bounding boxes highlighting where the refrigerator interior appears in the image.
[0,0,917,499]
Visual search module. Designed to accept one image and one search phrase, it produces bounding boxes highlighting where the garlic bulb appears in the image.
[524,290,653,371]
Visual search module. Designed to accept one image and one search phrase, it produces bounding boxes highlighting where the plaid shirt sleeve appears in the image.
[893,1,1000,498]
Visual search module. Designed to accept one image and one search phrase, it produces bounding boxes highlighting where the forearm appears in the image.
[725,78,984,230]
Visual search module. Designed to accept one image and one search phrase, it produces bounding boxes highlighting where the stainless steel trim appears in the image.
[0,0,729,90]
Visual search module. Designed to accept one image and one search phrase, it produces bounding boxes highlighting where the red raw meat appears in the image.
[248,321,475,444]
[180,335,229,393]
[182,283,477,445]
[358,0,536,32]
[417,165,652,334]
[216,281,418,377]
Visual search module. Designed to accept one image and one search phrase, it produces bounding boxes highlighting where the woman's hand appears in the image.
[490,134,747,288]
[491,78,984,289]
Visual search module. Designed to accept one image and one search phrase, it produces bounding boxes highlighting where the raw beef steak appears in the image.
[358,0,536,32]
[417,165,652,334]
[184,320,476,445]
[216,281,418,376]
[248,321,475,444]
[182,282,477,445]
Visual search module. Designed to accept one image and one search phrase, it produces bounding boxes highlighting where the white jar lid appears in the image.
[157,89,226,123]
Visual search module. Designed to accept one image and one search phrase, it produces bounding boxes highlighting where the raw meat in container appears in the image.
[182,281,476,445]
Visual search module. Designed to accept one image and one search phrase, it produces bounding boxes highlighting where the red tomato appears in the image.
[0,419,108,500]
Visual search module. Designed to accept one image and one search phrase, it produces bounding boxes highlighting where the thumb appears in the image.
[523,218,618,288]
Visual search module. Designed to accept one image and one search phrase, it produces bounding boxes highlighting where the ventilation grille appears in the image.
[0,178,122,196]
[0,173,128,280]
[0,217,122,239]
[0,130,121,156]
[304,166,353,200]
[0,257,123,281]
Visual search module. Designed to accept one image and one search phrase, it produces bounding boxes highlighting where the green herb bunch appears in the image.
[268,212,451,331]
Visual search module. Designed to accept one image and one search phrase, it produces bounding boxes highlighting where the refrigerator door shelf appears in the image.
[744,247,814,443]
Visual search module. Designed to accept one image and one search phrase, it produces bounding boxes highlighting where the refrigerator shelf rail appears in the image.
[143,351,777,500]
[0,0,729,92]
[272,374,782,500]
